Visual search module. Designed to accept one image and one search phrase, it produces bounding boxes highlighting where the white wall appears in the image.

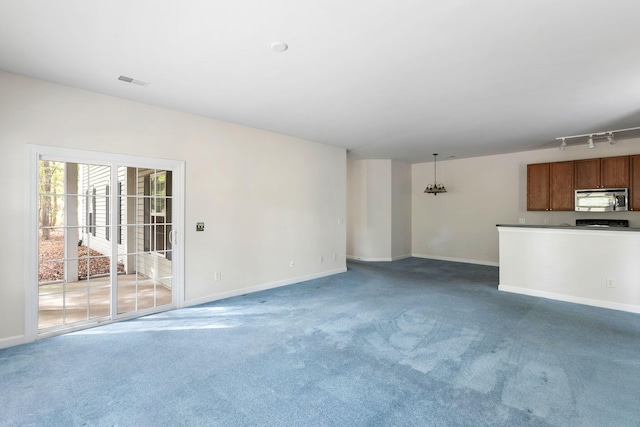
[347,158,412,261]
[412,138,640,266]
[0,71,346,345]
[347,159,392,260]
[391,160,412,259]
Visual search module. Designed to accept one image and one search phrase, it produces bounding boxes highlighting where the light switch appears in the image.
[196,222,205,231]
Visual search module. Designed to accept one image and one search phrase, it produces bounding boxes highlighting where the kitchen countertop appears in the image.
[497,224,640,231]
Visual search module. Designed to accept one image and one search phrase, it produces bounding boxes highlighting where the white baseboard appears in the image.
[184,267,347,308]
[0,335,26,350]
[498,284,640,314]
[412,253,499,267]
[346,254,411,262]
[347,255,391,261]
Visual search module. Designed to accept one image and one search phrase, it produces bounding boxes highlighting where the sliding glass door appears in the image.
[32,146,183,337]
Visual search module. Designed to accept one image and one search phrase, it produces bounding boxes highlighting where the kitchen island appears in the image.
[497,224,640,313]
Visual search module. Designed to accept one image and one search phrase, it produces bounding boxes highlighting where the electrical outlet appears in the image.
[606,278,615,288]
[543,218,549,225]
[196,222,205,232]
[289,261,294,268]
[214,272,221,281]
[519,218,526,224]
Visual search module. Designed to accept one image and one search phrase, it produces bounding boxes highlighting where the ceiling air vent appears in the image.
[117,75,149,87]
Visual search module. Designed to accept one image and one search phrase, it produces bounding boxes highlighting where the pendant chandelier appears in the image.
[424,153,447,195]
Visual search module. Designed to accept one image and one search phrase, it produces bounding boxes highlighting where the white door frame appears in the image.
[25,144,185,342]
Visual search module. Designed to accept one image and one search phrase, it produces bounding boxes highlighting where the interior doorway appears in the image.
[28,145,184,339]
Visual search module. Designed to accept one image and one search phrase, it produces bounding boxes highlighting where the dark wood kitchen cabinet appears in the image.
[574,156,629,189]
[574,158,600,189]
[527,161,574,211]
[601,156,630,188]
[549,161,575,210]
[527,163,549,210]
[631,155,640,211]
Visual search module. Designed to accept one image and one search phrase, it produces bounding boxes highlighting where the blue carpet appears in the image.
[2,258,640,426]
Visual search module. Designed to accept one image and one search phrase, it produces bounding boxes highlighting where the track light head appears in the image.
[559,138,567,151]
[587,136,596,149]
[607,133,617,145]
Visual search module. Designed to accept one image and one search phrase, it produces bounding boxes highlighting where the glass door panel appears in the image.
[116,167,173,316]
[38,161,113,331]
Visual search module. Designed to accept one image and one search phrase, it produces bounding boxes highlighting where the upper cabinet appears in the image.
[601,156,630,188]
[527,161,574,211]
[527,163,549,211]
[631,155,640,211]
[574,156,629,189]
[574,158,600,189]
[550,161,575,210]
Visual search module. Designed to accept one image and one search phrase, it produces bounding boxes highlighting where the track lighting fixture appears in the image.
[556,126,640,150]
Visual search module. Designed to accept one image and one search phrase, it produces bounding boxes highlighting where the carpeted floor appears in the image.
[1,258,640,426]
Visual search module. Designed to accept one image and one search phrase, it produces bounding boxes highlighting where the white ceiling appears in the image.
[2,0,640,163]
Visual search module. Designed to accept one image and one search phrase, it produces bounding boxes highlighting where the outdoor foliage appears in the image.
[39,229,124,282]
[39,160,65,240]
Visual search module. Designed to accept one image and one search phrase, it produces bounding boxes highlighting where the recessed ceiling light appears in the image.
[270,42,288,53]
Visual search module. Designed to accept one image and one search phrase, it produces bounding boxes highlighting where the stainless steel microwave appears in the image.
[575,188,628,212]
